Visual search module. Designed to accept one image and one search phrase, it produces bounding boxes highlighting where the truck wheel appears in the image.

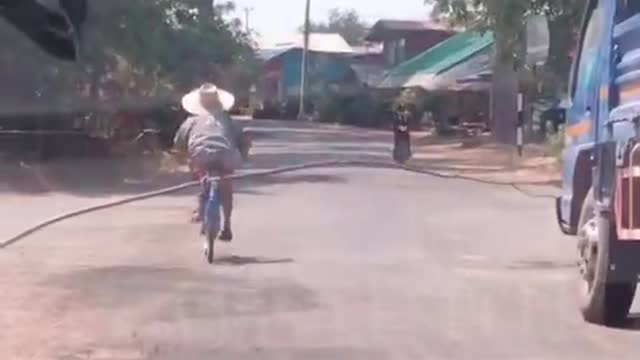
[577,189,637,325]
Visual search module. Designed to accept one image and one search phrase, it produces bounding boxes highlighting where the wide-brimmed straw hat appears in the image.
[181,83,235,115]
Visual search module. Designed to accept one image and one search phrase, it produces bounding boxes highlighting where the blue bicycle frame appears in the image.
[200,175,221,234]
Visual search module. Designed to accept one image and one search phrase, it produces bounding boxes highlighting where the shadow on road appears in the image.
[44,266,318,318]
[507,260,577,271]
[213,256,294,266]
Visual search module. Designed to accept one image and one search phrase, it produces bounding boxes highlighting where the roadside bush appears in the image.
[341,94,379,128]
[313,91,388,128]
[312,87,343,123]
[393,87,433,130]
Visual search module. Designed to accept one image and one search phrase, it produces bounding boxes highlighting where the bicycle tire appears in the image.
[202,176,221,264]
[206,227,216,264]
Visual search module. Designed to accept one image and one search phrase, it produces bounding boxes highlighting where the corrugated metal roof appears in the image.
[378,31,495,91]
[257,48,290,61]
[365,20,454,41]
[383,47,493,92]
[372,20,451,32]
[263,33,353,55]
[376,17,548,92]
[350,44,384,55]
[388,31,494,78]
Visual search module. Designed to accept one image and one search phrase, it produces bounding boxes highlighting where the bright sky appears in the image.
[231,0,433,47]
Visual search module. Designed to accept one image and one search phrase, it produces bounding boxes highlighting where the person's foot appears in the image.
[219,227,233,242]
[191,210,202,223]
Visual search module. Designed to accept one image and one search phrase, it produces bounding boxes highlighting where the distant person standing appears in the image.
[392,104,412,164]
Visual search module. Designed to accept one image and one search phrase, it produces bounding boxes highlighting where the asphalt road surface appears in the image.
[3,124,640,359]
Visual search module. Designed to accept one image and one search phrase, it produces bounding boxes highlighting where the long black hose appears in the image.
[0,160,557,250]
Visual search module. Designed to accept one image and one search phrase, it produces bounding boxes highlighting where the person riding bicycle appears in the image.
[172,83,244,242]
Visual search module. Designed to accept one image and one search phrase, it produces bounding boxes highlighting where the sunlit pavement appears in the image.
[2,121,640,359]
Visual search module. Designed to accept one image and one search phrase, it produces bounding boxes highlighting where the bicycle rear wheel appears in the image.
[204,215,220,264]
[205,227,216,264]
[202,177,221,264]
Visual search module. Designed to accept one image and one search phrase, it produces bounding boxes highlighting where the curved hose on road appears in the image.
[0,160,557,250]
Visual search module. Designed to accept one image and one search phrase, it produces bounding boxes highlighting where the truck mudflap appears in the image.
[608,240,640,283]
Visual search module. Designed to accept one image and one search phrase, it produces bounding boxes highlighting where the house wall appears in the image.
[279,50,355,98]
[405,32,453,60]
[383,39,406,66]
[382,31,454,67]
[259,48,360,106]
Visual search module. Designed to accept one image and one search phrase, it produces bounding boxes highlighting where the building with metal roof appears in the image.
[364,19,456,68]
[378,31,495,91]
[378,16,549,92]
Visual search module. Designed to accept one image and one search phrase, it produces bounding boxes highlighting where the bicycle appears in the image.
[199,174,221,264]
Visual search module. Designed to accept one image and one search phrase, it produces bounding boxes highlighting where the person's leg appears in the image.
[217,151,236,241]
[217,173,233,241]
[194,176,210,224]
[198,179,209,235]
[190,159,206,223]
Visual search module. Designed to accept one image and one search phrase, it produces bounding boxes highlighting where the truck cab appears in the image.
[557,0,640,325]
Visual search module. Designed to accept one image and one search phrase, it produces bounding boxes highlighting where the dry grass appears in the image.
[411,133,561,186]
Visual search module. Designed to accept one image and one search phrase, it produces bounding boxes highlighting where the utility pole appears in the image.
[298,0,311,121]
[243,7,254,34]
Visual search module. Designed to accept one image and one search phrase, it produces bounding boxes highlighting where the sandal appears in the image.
[191,210,202,223]
[219,228,233,242]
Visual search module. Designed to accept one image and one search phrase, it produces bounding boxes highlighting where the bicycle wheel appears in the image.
[203,177,221,264]
[206,226,216,264]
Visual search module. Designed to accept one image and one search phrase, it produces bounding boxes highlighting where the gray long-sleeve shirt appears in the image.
[173,114,230,159]
[173,112,243,160]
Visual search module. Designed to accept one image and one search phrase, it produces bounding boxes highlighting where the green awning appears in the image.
[391,31,493,77]
[379,31,494,89]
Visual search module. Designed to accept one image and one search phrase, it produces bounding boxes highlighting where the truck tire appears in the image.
[577,189,637,325]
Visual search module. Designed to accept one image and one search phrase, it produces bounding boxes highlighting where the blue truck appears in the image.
[556,0,640,325]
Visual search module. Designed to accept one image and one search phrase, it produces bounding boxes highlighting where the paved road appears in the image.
[2,122,640,359]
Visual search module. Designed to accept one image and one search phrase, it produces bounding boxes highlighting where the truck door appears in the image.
[560,0,605,228]
[567,2,604,144]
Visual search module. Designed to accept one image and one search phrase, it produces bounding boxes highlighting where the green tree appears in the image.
[531,0,582,97]
[0,0,257,116]
[428,0,524,143]
[302,8,369,46]
[428,0,583,143]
